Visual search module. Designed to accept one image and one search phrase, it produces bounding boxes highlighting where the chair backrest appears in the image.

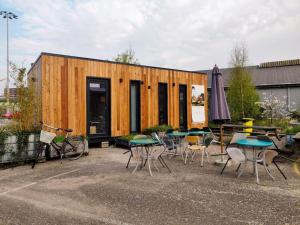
[227,147,246,163]
[151,132,162,144]
[133,134,148,140]
[230,133,247,144]
[263,150,278,166]
[204,136,213,147]
[257,135,272,142]
[202,127,211,132]
[185,136,199,145]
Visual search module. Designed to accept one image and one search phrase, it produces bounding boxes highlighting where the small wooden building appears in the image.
[28,53,208,142]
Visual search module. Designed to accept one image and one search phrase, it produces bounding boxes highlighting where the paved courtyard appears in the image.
[0,146,299,225]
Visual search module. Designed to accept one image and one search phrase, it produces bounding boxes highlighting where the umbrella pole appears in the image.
[214,123,229,166]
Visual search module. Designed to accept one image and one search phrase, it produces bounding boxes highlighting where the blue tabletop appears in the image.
[167,132,189,137]
[130,138,159,145]
[237,139,273,147]
[188,131,210,135]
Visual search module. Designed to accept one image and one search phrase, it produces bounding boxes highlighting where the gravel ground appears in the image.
[0,145,299,225]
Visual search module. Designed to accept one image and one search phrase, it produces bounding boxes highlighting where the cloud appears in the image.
[0,0,299,92]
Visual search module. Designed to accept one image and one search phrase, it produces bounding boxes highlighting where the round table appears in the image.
[167,132,189,158]
[236,139,273,148]
[236,139,273,184]
[167,132,189,137]
[130,138,159,146]
[188,131,210,136]
[129,138,160,176]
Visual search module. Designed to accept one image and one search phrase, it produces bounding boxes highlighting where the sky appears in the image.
[0,0,300,92]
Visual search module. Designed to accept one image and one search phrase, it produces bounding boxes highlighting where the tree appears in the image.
[10,63,39,131]
[227,44,260,121]
[113,47,140,64]
[258,93,291,124]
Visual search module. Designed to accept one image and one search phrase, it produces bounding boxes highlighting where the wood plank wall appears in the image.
[31,54,207,136]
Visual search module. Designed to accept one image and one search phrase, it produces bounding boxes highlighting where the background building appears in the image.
[28,52,208,142]
[200,59,300,111]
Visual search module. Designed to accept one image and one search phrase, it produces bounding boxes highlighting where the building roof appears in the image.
[199,59,300,89]
[28,52,207,75]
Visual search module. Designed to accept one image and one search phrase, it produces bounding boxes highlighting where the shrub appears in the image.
[118,134,137,141]
[285,125,300,135]
[142,124,172,135]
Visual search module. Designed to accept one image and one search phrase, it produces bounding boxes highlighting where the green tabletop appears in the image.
[130,138,159,145]
[188,131,210,135]
[237,139,273,148]
[167,132,189,137]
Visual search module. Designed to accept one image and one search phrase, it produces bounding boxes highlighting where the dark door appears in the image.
[130,81,141,133]
[179,85,187,131]
[87,78,110,137]
[158,83,168,125]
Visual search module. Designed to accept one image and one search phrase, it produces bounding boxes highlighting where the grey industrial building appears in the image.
[200,59,300,111]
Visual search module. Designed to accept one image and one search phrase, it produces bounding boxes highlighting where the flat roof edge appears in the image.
[28,52,207,75]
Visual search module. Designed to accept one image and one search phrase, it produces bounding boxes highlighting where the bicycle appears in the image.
[32,122,85,168]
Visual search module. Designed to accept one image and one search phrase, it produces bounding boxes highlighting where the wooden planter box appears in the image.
[115,138,131,149]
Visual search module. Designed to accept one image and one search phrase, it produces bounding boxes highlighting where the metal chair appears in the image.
[152,132,176,157]
[183,135,213,166]
[226,132,247,149]
[220,147,246,178]
[257,150,287,180]
[124,134,148,169]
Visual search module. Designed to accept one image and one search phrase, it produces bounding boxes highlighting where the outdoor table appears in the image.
[236,138,273,184]
[188,131,210,136]
[129,138,160,176]
[167,132,189,158]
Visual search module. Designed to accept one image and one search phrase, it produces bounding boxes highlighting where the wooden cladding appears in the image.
[29,53,208,137]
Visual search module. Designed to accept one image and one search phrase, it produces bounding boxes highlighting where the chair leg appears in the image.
[265,166,275,180]
[132,157,140,174]
[184,150,188,165]
[255,161,259,184]
[158,157,165,167]
[148,158,153,176]
[191,151,196,162]
[236,163,241,172]
[237,162,246,178]
[153,160,159,172]
[126,155,132,168]
[273,161,287,180]
[159,156,171,173]
[201,149,205,167]
[143,158,147,167]
[220,158,230,175]
[205,149,209,163]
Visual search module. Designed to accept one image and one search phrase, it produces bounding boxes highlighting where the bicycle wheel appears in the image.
[63,136,85,160]
[32,142,47,168]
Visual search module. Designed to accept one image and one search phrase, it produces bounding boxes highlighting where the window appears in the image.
[158,83,168,125]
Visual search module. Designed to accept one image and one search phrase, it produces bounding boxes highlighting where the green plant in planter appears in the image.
[10,62,40,132]
[0,128,10,158]
[13,130,30,161]
[142,124,173,135]
[119,134,137,141]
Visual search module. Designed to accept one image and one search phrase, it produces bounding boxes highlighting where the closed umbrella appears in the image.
[210,65,231,122]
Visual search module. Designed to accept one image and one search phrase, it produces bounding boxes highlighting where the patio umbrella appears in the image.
[209,65,231,122]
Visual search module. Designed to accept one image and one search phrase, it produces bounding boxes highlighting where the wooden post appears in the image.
[220,124,224,154]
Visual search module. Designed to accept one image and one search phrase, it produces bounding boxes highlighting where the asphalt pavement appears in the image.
[0,146,299,225]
